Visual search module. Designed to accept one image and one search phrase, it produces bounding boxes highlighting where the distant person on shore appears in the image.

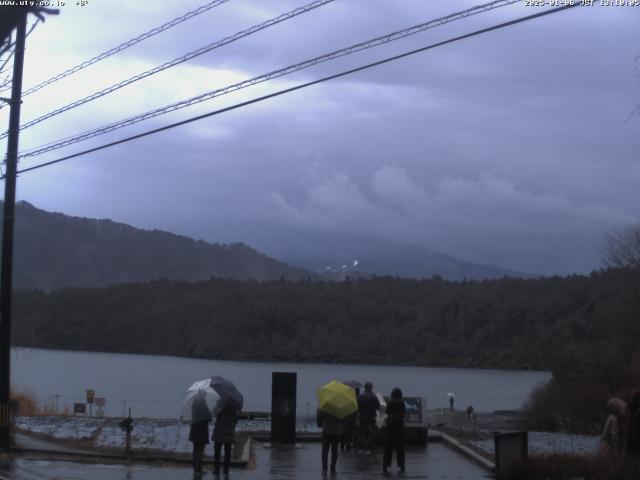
[317,408,346,474]
[188,391,212,475]
[600,397,625,456]
[212,404,238,475]
[383,387,406,474]
[466,405,474,420]
[358,382,381,449]
[448,393,455,411]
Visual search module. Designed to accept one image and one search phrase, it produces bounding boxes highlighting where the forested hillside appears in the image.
[12,268,639,370]
[3,201,313,289]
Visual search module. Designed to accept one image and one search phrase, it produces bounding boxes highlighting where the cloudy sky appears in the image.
[1,0,638,275]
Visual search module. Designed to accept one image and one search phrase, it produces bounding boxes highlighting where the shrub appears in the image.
[522,378,608,433]
[508,453,640,480]
[10,390,39,416]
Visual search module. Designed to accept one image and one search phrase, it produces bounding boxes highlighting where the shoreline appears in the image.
[12,346,552,373]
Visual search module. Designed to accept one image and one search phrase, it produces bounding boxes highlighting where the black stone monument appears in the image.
[271,372,297,443]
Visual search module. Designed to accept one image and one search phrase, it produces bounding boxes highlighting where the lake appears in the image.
[10,348,550,419]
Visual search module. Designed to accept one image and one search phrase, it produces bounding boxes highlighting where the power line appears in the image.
[18,0,520,159]
[0,73,11,92]
[0,50,14,74]
[0,0,231,100]
[0,0,335,139]
[0,39,13,59]
[7,3,579,179]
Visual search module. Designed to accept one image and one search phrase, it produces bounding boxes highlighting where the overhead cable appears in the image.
[8,3,579,178]
[0,49,14,74]
[0,0,335,139]
[0,0,231,99]
[19,0,521,158]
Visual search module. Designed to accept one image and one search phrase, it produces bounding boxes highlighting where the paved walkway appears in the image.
[2,441,490,479]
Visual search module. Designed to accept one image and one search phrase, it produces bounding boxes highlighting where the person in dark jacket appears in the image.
[358,382,380,449]
[188,391,212,474]
[466,405,475,420]
[317,409,346,474]
[212,404,238,475]
[623,389,640,456]
[339,412,357,451]
[340,387,359,451]
[383,387,406,474]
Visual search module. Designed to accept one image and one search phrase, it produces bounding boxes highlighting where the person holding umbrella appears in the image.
[210,376,244,475]
[212,403,238,475]
[182,382,217,475]
[189,391,212,474]
[317,407,345,475]
[317,380,358,475]
[447,392,455,411]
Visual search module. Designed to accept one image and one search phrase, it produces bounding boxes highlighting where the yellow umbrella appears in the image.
[317,380,358,419]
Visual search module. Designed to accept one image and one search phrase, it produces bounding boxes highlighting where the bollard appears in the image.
[119,408,133,454]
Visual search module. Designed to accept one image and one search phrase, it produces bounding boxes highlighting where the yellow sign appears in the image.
[86,389,95,404]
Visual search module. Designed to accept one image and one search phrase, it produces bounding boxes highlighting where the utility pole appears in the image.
[0,13,27,452]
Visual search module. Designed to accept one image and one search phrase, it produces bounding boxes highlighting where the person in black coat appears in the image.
[358,382,380,449]
[383,387,406,474]
[212,404,238,475]
[188,391,212,474]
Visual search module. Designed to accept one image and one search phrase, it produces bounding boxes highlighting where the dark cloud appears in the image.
[2,0,638,275]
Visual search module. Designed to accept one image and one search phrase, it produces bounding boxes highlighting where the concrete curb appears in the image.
[430,429,495,473]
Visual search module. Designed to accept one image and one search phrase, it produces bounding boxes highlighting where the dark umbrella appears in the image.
[343,380,363,389]
[210,375,244,411]
[342,380,362,390]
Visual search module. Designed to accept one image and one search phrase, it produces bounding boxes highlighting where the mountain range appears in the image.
[1,201,529,290]
[225,223,530,281]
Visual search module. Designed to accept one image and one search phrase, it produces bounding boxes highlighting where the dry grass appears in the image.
[10,390,40,416]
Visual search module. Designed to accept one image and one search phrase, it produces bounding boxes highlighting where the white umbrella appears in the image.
[181,379,219,422]
[447,392,454,399]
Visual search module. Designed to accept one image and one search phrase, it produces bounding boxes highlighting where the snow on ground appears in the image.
[16,416,598,457]
[14,416,317,454]
[15,416,195,453]
[14,416,105,441]
[475,431,600,456]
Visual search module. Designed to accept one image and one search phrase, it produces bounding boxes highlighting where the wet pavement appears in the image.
[1,442,490,479]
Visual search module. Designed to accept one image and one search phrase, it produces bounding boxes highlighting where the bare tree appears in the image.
[602,224,640,269]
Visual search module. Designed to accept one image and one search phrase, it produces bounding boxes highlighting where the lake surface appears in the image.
[11,348,549,419]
